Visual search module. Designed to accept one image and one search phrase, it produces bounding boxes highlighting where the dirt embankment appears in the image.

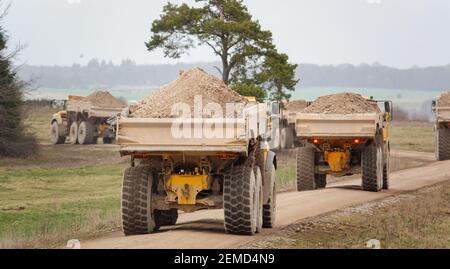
[82,91,126,108]
[302,93,380,114]
[437,91,450,107]
[130,68,247,118]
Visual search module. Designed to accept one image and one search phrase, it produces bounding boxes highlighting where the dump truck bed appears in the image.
[67,100,124,118]
[293,113,383,139]
[117,117,250,155]
[436,106,450,122]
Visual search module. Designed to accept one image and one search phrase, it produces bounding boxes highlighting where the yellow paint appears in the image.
[166,168,208,205]
[325,151,350,172]
[383,112,390,141]
[244,96,257,103]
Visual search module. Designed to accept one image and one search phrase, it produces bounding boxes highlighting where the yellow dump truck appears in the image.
[50,96,124,145]
[116,102,278,235]
[432,97,450,161]
[293,100,393,192]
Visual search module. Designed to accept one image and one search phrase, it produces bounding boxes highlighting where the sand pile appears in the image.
[83,91,126,108]
[284,100,308,112]
[437,91,450,107]
[130,68,248,118]
[302,93,380,114]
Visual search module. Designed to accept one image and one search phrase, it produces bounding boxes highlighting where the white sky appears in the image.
[3,0,450,67]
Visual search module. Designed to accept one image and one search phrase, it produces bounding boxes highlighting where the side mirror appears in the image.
[432,100,437,112]
[271,102,280,115]
[384,101,391,113]
[384,101,393,121]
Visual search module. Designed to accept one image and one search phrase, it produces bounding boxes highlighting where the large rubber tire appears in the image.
[362,144,383,192]
[154,209,178,227]
[254,166,263,233]
[297,147,315,191]
[315,174,327,189]
[121,166,157,236]
[436,126,450,161]
[223,160,261,235]
[263,164,276,228]
[383,153,390,190]
[103,137,115,144]
[68,122,78,145]
[280,127,294,150]
[50,121,66,145]
[78,121,96,145]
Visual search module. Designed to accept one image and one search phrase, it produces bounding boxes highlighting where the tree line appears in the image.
[19,61,450,92]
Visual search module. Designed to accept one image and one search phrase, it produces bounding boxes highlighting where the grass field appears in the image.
[390,121,435,152]
[249,181,450,249]
[0,107,439,248]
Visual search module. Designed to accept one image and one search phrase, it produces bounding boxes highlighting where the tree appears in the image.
[0,3,38,157]
[256,52,299,102]
[146,0,276,85]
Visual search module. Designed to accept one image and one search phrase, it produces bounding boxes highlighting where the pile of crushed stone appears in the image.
[302,93,380,114]
[130,68,248,118]
[284,100,308,112]
[437,91,450,107]
[82,91,126,108]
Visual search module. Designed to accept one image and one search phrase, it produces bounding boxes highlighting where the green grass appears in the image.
[390,121,435,152]
[276,165,296,189]
[0,165,126,248]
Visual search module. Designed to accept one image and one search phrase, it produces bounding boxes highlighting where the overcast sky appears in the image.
[3,0,450,68]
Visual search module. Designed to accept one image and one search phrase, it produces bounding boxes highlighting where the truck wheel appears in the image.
[297,147,317,191]
[383,154,390,190]
[223,161,261,235]
[50,121,66,144]
[315,174,327,189]
[263,164,276,228]
[154,209,178,227]
[436,126,450,161]
[254,166,264,233]
[280,127,294,149]
[103,137,115,144]
[78,121,96,145]
[69,122,78,145]
[121,166,157,236]
[362,144,383,192]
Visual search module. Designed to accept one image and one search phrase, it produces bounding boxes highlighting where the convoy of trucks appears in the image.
[50,86,450,236]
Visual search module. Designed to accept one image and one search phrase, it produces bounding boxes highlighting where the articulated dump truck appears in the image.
[51,94,125,145]
[432,93,450,161]
[293,100,393,192]
[117,103,278,236]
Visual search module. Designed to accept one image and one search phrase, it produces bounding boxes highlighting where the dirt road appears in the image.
[81,152,450,249]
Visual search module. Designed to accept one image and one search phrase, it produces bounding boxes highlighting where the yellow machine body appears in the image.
[324,150,350,172]
[165,168,208,205]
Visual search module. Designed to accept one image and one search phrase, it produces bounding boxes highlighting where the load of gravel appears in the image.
[302,93,380,114]
[82,91,126,108]
[437,91,450,107]
[130,68,248,118]
[284,100,308,112]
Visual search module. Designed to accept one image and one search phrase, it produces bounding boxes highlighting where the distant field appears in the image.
[390,121,435,153]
